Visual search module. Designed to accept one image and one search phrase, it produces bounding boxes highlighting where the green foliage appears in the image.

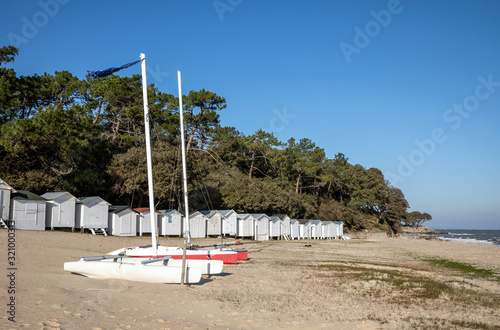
[404,211,432,227]
[0,46,20,124]
[423,257,497,280]
[0,45,430,231]
[0,46,18,65]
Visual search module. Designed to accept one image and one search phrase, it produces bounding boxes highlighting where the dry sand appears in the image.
[1,230,499,329]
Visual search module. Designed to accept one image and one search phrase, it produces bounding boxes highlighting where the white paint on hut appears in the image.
[218,209,238,236]
[189,211,208,238]
[269,216,281,239]
[236,213,255,238]
[297,219,309,239]
[309,220,323,239]
[9,190,46,230]
[289,219,299,240]
[321,221,335,239]
[41,192,77,231]
[108,206,138,236]
[200,210,223,237]
[159,209,183,237]
[252,213,270,241]
[0,178,15,225]
[134,207,160,236]
[75,196,110,233]
[273,214,291,239]
[334,221,344,238]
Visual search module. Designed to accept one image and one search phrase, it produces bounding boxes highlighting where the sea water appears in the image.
[431,229,500,247]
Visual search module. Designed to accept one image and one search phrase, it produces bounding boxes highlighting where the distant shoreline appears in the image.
[401,226,444,235]
[404,227,500,247]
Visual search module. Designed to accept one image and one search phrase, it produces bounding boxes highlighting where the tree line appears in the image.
[0,46,431,234]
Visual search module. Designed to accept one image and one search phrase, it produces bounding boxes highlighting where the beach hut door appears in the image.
[0,190,6,220]
[121,214,132,235]
[24,201,38,225]
[51,203,61,226]
[60,200,72,226]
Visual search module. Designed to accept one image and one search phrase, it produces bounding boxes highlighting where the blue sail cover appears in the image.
[87,59,142,79]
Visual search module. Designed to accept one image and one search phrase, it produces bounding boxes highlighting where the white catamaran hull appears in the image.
[64,259,202,284]
[110,246,238,264]
[103,254,224,275]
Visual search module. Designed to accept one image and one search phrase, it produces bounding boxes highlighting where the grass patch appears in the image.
[423,257,498,280]
[310,263,500,307]
[449,319,500,330]
[313,263,454,300]
[403,317,500,330]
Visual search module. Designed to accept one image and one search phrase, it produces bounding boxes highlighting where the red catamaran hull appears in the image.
[118,246,238,264]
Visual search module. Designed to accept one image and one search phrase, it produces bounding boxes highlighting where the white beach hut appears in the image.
[159,209,183,237]
[218,209,238,236]
[269,216,281,239]
[309,220,323,239]
[108,206,138,236]
[0,178,15,227]
[9,190,46,230]
[135,207,160,236]
[297,219,309,239]
[252,213,270,241]
[200,210,223,237]
[273,214,291,239]
[189,211,208,238]
[298,223,306,239]
[236,213,255,238]
[322,221,335,239]
[75,196,110,235]
[41,192,77,231]
[334,221,344,238]
[289,219,299,240]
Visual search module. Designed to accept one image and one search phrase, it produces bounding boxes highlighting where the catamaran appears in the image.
[109,69,244,264]
[64,54,224,284]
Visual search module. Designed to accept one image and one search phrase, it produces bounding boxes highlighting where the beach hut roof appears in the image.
[11,190,46,201]
[77,196,110,205]
[159,209,181,215]
[272,214,289,220]
[217,209,236,217]
[189,210,206,217]
[296,219,309,224]
[322,221,333,225]
[134,207,160,214]
[251,213,269,220]
[199,210,222,217]
[41,191,77,200]
[309,220,322,225]
[109,205,138,214]
[0,178,16,192]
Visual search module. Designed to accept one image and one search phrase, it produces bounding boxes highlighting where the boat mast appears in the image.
[178,71,191,246]
[140,53,158,258]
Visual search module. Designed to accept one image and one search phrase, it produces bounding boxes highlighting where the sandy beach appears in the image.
[1,230,499,329]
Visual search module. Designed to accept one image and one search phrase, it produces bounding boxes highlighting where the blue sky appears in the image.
[2,0,499,229]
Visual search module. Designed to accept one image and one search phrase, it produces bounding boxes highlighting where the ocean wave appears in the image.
[436,236,496,246]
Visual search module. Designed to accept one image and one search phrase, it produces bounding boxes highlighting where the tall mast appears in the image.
[140,53,158,257]
[178,71,191,245]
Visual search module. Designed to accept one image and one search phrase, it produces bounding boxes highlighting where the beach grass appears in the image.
[309,262,500,310]
[422,257,498,280]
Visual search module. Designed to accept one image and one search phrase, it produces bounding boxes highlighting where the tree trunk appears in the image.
[186,129,195,156]
[93,99,103,125]
[249,151,255,179]
[295,173,301,195]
